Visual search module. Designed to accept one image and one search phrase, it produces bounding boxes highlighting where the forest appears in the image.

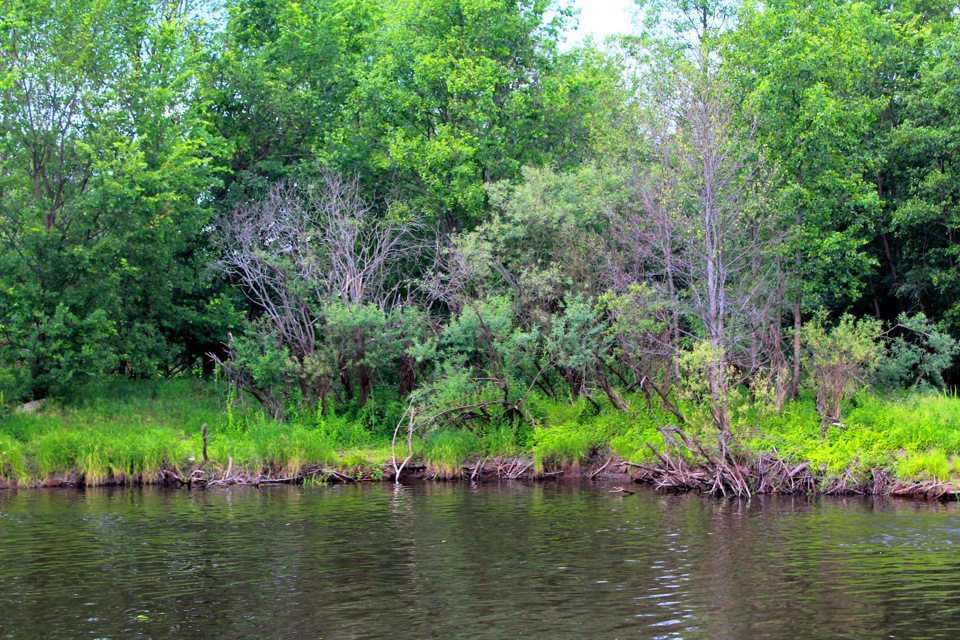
[3,0,960,494]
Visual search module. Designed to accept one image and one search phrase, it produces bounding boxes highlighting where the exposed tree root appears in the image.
[4,440,960,502]
[620,427,960,500]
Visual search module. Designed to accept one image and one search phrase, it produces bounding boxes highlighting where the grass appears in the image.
[530,397,667,472]
[422,429,478,476]
[525,389,960,487]
[0,378,389,486]
[732,391,960,483]
[4,378,960,488]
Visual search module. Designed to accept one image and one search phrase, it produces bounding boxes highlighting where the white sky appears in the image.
[565,0,636,46]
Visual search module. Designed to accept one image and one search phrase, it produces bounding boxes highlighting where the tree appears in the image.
[420,164,622,408]
[213,174,421,415]
[602,0,786,435]
[801,312,883,433]
[726,0,883,396]
[611,63,782,435]
[335,0,606,229]
[875,16,960,332]
[207,0,374,197]
[0,0,226,400]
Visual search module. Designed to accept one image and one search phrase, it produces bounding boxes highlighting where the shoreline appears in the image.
[5,381,960,500]
[2,453,957,501]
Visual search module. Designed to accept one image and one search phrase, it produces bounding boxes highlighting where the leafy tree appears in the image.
[726,0,883,395]
[207,0,374,197]
[875,17,960,330]
[335,0,609,229]
[875,314,959,391]
[801,312,884,432]
[0,0,227,401]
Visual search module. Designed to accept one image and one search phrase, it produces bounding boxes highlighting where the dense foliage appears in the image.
[3,0,960,456]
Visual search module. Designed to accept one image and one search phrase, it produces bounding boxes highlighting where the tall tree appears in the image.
[336,0,601,229]
[0,0,226,400]
[726,0,883,396]
[207,0,374,198]
[866,12,960,331]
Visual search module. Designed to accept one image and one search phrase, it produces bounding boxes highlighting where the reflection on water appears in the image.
[1,483,959,639]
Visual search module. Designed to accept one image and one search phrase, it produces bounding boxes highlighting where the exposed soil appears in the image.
[2,440,957,500]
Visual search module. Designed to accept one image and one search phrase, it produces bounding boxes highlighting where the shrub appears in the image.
[802,312,883,431]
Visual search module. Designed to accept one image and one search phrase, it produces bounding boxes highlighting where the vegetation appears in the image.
[6,380,960,492]
[4,0,960,494]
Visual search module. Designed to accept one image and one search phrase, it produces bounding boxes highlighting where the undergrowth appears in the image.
[3,379,960,487]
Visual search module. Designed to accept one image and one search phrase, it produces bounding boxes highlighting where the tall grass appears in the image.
[5,378,960,486]
[422,429,477,476]
[0,379,353,485]
[212,420,340,476]
[735,391,960,480]
[530,397,666,472]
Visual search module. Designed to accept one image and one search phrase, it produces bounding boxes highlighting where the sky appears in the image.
[565,0,636,46]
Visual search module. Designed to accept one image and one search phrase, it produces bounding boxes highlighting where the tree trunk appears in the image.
[358,364,371,408]
[792,287,802,399]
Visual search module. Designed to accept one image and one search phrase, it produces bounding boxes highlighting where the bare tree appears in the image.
[211,173,421,415]
[608,64,785,436]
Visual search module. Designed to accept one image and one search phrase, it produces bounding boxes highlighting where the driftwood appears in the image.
[628,429,960,500]
[629,427,819,498]
[14,398,46,415]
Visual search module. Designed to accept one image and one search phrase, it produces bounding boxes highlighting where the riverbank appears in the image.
[3,379,960,498]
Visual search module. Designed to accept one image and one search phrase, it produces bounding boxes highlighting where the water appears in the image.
[1,483,959,639]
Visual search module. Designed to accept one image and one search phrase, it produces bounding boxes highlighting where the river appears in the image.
[1,482,959,639]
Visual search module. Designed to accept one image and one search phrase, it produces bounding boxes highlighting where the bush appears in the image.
[802,311,883,429]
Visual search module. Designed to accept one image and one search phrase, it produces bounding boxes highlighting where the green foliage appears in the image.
[532,422,599,472]
[0,378,366,484]
[801,312,884,425]
[876,314,959,391]
[737,391,960,480]
[897,449,951,483]
[336,0,598,226]
[245,421,340,475]
[315,409,382,450]
[530,396,665,471]
[212,0,373,187]
[727,0,883,309]
[481,164,620,302]
[545,296,610,395]
[478,420,530,457]
[0,433,28,485]
[422,429,478,476]
[3,0,960,494]
[0,0,231,401]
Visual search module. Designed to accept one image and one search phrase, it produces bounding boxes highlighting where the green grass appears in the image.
[523,390,960,486]
[733,391,960,482]
[4,378,960,488]
[0,378,383,485]
[530,397,666,472]
[213,420,340,475]
[422,429,477,476]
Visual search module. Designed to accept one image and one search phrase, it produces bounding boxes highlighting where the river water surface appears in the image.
[1,482,959,639]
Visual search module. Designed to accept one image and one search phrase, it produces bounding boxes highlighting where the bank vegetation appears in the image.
[3,0,960,497]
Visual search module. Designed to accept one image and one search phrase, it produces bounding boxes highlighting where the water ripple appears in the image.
[2,486,960,639]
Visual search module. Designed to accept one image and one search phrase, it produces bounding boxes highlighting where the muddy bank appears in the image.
[2,448,946,498]
[1,452,956,501]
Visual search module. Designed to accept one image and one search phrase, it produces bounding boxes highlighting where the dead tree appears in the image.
[211,173,420,415]
[608,63,785,437]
